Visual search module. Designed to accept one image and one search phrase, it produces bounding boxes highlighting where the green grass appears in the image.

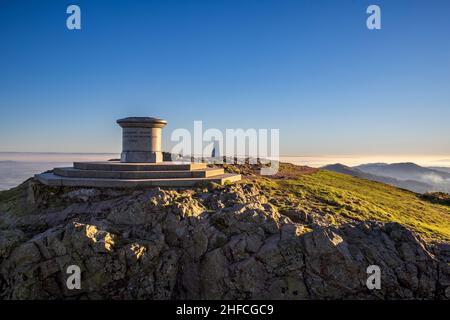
[263,168,450,241]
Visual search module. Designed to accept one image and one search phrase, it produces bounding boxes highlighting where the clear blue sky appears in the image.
[0,0,449,155]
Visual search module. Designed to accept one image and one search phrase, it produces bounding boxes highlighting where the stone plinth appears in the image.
[36,161,241,188]
[35,116,242,188]
[117,117,167,163]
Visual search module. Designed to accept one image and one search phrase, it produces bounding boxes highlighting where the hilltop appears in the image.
[0,162,449,299]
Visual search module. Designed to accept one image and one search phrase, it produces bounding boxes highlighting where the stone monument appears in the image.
[35,117,241,188]
[117,117,167,163]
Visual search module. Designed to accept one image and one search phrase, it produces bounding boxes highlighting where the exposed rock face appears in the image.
[0,179,449,299]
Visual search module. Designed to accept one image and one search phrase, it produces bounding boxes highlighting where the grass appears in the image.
[260,166,450,241]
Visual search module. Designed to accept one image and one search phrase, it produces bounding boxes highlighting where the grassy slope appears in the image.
[263,167,450,241]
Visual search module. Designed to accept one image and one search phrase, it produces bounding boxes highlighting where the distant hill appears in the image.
[322,163,432,193]
[429,167,450,174]
[354,163,450,193]
[356,162,450,180]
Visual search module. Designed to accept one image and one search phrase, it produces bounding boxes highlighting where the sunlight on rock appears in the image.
[130,243,146,260]
[84,225,115,252]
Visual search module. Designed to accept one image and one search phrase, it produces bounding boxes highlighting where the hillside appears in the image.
[356,162,450,180]
[256,163,450,241]
[0,162,449,299]
[430,167,450,174]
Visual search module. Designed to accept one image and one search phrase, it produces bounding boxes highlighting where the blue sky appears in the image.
[0,0,449,155]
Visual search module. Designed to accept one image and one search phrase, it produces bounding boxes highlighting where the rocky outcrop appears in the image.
[0,179,449,299]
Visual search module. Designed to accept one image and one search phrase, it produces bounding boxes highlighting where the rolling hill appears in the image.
[322,162,450,193]
[322,163,432,193]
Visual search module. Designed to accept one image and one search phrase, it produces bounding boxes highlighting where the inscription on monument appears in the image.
[117,117,167,163]
[123,129,152,144]
[122,128,153,151]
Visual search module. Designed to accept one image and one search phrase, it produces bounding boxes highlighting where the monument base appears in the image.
[120,151,162,163]
[35,161,242,188]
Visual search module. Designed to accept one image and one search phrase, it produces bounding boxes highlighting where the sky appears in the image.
[0,0,449,156]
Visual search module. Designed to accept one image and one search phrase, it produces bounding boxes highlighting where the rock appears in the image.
[63,189,101,202]
[0,178,448,300]
[199,248,228,299]
[0,229,26,259]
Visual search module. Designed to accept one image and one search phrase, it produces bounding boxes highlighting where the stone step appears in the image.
[54,167,225,179]
[35,172,241,188]
[73,161,207,171]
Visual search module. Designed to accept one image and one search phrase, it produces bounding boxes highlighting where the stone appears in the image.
[35,172,241,188]
[73,161,207,171]
[54,167,225,179]
[34,117,241,187]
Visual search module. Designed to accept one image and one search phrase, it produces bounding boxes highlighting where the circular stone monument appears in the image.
[35,116,242,187]
[117,117,167,163]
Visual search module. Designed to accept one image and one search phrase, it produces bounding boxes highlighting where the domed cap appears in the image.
[117,117,167,128]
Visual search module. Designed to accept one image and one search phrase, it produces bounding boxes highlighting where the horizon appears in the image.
[1,151,450,168]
